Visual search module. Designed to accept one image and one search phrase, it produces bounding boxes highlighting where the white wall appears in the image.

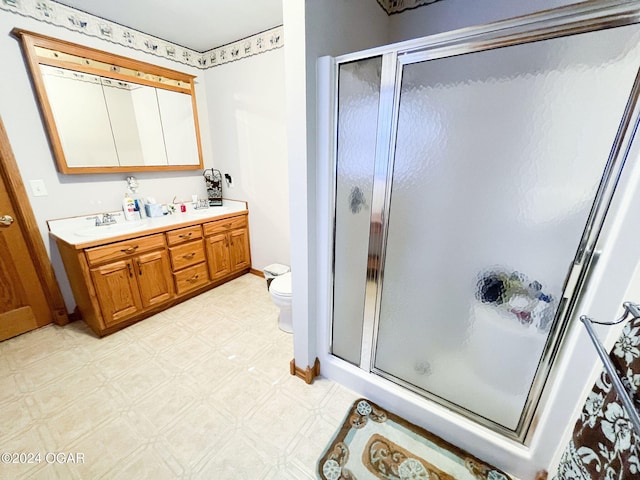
[288,0,640,478]
[388,0,580,43]
[282,0,389,375]
[203,48,289,271]
[0,11,216,310]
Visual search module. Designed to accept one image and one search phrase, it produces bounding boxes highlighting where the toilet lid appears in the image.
[270,272,292,296]
[264,263,290,276]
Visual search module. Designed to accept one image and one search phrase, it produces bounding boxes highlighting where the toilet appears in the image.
[269,272,293,333]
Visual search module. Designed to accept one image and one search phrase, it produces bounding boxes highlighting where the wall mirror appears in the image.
[13,29,204,174]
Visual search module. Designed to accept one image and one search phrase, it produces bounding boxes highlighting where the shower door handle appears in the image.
[563,250,600,300]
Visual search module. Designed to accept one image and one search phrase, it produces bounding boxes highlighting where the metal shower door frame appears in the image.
[330,0,640,442]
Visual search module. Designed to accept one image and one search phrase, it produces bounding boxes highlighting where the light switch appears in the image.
[29,179,48,197]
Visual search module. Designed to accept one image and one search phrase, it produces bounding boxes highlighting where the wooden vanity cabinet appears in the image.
[90,260,141,326]
[166,225,209,294]
[203,215,251,281]
[230,228,251,271]
[54,210,251,337]
[205,232,231,281]
[86,234,174,327]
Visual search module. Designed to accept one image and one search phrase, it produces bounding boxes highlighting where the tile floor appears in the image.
[0,274,359,479]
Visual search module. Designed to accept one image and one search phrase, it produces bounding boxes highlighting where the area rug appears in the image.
[318,399,513,480]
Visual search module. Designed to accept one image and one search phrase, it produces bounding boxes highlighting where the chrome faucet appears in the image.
[87,213,119,226]
[194,199,209,210]
[100,213,118,225]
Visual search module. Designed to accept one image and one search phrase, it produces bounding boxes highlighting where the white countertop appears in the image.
[48,199,248,248]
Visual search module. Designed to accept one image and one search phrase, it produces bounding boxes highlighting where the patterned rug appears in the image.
[318,399,513,480]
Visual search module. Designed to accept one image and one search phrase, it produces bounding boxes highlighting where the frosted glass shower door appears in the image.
[332,57,382,365]
[373,24,640,431]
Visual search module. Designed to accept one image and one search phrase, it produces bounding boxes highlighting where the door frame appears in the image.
[0,116,68,326]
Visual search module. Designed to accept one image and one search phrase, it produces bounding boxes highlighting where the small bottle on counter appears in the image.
[122,192,139,221]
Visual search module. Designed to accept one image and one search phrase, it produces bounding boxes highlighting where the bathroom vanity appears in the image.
[48,200,251,336]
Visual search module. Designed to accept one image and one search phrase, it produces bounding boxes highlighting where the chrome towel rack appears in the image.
[580,302,640,436]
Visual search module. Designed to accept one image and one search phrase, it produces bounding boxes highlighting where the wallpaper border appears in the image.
[376,0,444,15]
[0,0,283,70]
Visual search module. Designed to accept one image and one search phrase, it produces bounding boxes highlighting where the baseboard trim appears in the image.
[250,268,264,277]
[290,357,320,384]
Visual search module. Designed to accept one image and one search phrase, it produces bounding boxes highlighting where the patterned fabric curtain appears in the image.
[553,317,640,479]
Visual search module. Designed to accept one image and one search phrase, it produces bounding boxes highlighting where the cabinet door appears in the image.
[135,250,174,308]
[91,260,142,327]
[229,228,250,272]
[205,233,231,281]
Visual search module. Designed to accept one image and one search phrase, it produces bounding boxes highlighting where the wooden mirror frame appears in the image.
[13,29,205,174]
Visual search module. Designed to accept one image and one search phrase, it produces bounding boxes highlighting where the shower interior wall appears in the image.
[290,0,640,478]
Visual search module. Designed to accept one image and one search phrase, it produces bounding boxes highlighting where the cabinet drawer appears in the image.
[85,234,166,266]
[166,225,203,246]
[203,215,247,236]
[174,262,209,294]
[169,240,206,271]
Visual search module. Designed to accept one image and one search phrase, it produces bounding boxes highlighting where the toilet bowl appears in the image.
[269,272,292,333]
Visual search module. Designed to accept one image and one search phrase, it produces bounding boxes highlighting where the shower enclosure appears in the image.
[329,2,640,440]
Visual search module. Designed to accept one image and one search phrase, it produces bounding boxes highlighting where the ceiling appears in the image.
[52,0,284,52]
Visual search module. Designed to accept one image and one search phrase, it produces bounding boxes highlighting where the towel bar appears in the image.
[580,302,640,436]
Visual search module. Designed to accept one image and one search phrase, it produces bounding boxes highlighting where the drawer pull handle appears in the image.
[179,232,193,239]
[127,263,133,277]
[187,274,199,283]
[120,245,139,254]
[223,223,231,229]
[183,252,196,259]
[136,260,142,275]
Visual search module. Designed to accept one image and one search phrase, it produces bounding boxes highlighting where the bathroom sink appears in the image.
[186,208,213,216]
[74,222,148,237]
[186,207,231,217]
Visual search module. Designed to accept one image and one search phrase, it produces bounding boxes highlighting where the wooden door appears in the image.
[229,228,250,272]
[0,118,68,341]
[0,180,51,339]
[205,233,231,281]
[135,250,174,308]
[90,260,142,327]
